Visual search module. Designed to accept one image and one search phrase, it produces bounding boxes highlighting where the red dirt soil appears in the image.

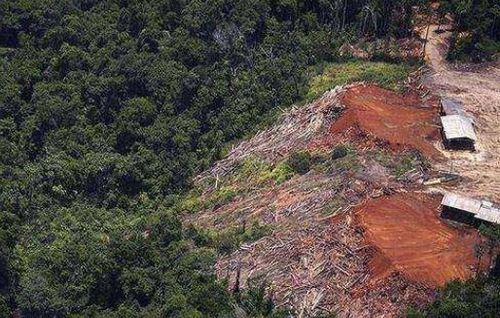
[332,84,442,159]
[353,192,483,287]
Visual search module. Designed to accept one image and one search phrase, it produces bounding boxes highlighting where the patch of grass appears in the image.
[174,184,239,214]
[207,186,238,207]
[215,156,297,194]
[173,188,203,214]
[367,149,423,179]
[172,181,239,214]
[232,156,295,187]
[260,161,295,184]
[233,156,270,183]
[306,61,414,101]
[330,144,360,172]
[393,155,418,179]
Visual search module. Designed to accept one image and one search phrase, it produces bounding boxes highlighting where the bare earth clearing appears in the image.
[422,25,500,202]
[185,23,499,318]
[188,85,483,317]
[355,193,482,288]
[331,84,442,159]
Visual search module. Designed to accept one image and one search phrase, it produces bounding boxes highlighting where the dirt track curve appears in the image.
[422,25,500,202]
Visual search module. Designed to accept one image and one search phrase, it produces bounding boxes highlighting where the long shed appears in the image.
[441,97,466,116]
[476,203,500,224]
[441,192,482,214]
[441,192,500,225]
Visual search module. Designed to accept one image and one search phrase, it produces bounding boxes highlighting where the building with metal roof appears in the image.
[441,192,482,214]
[441,97,464,116]
[441,192,500,225]
[441,97,475,124]
[441,97,465,116]
[440,115,477,150]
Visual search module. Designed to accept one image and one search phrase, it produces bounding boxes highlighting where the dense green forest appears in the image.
[439,0,500,61]
[408,277,500,318]
[7,0,498,317]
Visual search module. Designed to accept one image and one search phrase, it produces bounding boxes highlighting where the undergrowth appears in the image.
[306,61,414,101]
[174,156,298,214]
[329,144,360,172]
[367,149,424,179]
[188,220,271,255]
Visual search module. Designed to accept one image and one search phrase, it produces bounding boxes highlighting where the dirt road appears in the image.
[422,25,500,202]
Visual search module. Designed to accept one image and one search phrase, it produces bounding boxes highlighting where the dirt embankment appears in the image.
[353,193,483,288]
[331,84,442,160]
[342,192,485,316]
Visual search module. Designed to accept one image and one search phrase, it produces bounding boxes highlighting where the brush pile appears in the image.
[186,83,480,317]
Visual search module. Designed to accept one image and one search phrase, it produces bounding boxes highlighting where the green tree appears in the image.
[0,0,425,315]
[440,0,500,61]
[288,151,312,174]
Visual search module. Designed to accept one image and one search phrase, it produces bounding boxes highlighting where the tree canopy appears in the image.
[0,0,423,316]
[439,0,500,61]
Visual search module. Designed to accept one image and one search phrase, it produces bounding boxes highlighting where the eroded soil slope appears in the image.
[187,84,482,317]
[354,193,482,287]
[331,84,442,159]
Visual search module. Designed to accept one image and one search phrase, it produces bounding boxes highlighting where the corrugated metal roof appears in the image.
[441,97,465,116]
[441,115,477,141]
[475,206,500,224]
[442,192,500,224]
[441,192,482,214]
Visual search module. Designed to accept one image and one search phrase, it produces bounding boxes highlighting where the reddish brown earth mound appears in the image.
[331,84,442,159]
[354,193,483,287]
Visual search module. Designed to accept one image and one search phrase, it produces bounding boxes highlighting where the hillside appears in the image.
[184,81,488,317]
[1,1,499,317]
[420,24,500,202]
[183,18,500,316]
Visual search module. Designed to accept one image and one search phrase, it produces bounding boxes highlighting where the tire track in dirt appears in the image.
[353,192,483,288]
[421,25,500,202]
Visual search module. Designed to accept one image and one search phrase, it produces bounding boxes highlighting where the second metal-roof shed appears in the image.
[441,192,500,225]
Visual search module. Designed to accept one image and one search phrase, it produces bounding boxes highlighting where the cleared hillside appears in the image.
[185,82,484,317]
